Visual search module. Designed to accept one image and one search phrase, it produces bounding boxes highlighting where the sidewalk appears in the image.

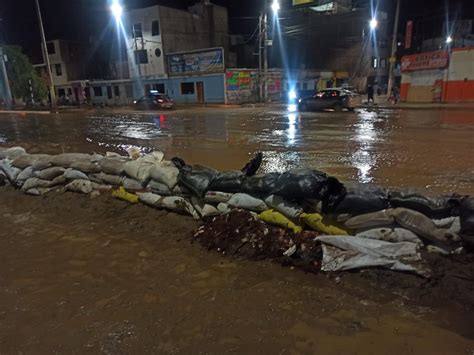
[364,94,474,110]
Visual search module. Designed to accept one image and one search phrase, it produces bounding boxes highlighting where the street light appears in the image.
[271,0,280,13]
[446,36,453,44]
[111,0,123,20]
[369,18,378,31]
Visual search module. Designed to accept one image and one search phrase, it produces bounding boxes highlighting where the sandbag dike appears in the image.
[1,146,473,278]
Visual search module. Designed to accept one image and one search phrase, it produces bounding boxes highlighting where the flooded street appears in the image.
[1,106,473,194]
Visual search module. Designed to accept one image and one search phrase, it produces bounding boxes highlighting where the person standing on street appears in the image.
[367,84,374,104]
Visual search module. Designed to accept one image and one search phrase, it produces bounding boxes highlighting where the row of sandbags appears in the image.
[1,146,473,276]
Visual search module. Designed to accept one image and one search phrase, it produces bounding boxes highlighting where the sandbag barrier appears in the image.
[1,146,473,277]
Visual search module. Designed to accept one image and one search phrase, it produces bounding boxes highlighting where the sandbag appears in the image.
[12,154,50,169]
[0,172,7,186]
[259,210,302,233]
[112,186,139,203]
[217,203,231,214]
[35,167,65,180]
[51,153,91,168]
[227,193,267,212]
[300,213,348,235]
[0,147,26,160]
[191,197,220,218]
[137,151,164,164]
[66,179,93,194]
[204,191,233,204]
[127,147,141,160]
[32,155,53,171]
[123,178,144,191]
[317,235,427,277]
[96,172,124,186]
[137,192,199,219]
[124,161,153,183]
[0,160,22,182]
[63,168,89,181]
[265,195,303,219]
[17,166,35,183]
[344,209,395,230]
[389,191,460,219]
[392,208,460,246]
[70,160,102,173]
[147,180,172,195]
[99,158,128,175]
[22,178,51,191]
[149,162,179,189]
[325,183,389,216]
[355,228,423,245]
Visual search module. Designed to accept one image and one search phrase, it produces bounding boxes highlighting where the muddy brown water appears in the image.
[1,106,473,195]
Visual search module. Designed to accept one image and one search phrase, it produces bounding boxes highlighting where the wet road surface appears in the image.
[0,106,473,194]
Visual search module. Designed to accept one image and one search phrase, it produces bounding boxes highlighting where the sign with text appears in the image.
[168,48,224,77]
[401,50,449,72]
[405,20,413,49]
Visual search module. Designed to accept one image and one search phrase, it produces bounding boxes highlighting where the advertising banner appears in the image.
[168,48,224,77]
[405,20,413,49]
[401,50,449,72]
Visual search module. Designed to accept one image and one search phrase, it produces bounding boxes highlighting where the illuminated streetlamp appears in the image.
[446,36,453,44]
[271,0,280,13]
[369,18,378,31]
[111,0,123,20]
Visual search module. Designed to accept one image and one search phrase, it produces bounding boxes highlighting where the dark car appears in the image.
[134,92,175,110]
[298,88,357,112]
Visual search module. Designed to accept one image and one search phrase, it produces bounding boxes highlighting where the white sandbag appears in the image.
[316,235,427,277]
[355,228,423,245]
[66,179,93,194]
[99,158,128,175]
[95,172,124,186]
[227,193,267,212]
[217,203,231,214]
[0,147,26,160]
[393,208,460,244]
[0,160,22,182]
[70,160,101,173]
[127,147,141,160]
[147,180,172,195]
[137,151,164,164]
[106,152,123,158]
[17,166,35,183]
[12,154,49,169]
[344,209,395,230]
[433,216,461,235]
[124,161,153,183]
[191,196,220,218]
[265,195,303,219]
[137,192,199,219]
[91,182,113,192]
[63,168,89,181]
[204,191,233,204]
[35,166,65,180]
[21,177,52,191]
[123,178,144,191]
[25,188,41,196]
[149,162,179,189]
[51,153,90,167]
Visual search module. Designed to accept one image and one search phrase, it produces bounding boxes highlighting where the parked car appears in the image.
[134,92,175,110]
[298,88,358,112]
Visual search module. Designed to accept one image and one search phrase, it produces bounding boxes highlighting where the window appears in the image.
[134,50,148,64]
[46,42,55,54]
[152,20,160,36]
[58,88,66,97]
[372,57,378,69]
[107,86,113,99]
[114,86,120,97]
[93,87,103,96]
[132,23,142,38]
[181,82,195,95]
[155,48,162,58]
[55,63,62,76]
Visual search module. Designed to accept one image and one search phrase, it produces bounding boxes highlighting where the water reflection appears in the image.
[287,112,297,146]
[351,110,379,183]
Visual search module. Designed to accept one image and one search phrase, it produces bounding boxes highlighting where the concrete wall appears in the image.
[90,81,134,105]
[44,40,88,87]
[443,48,474,102]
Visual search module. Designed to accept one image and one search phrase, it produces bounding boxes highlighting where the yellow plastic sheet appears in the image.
[259,210,302,233]
[300,213,347,235]
[112,186,139,204]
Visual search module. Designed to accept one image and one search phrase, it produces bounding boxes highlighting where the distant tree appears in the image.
[3,45,48,102]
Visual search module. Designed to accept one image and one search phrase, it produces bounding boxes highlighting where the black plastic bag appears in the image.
[325,183,389,216]
[389,191,461,219]
[208,171,247,193]
[460,197,474,250]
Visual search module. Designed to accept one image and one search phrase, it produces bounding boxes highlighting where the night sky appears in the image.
[0,0,472,63]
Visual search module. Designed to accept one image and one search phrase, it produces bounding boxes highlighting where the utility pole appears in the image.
[0,47,13,109]
[258,14,263,102]
[387,0,401,99]
[35,0,56,108]
[263,11,268,102]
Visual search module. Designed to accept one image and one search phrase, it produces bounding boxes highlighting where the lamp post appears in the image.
[35,0,56,108]
[261,0,279,102]
[387,0,401,100]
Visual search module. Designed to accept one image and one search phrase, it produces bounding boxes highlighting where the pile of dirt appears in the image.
[194,210,322,273]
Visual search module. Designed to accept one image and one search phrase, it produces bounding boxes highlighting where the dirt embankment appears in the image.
[1,187,473,353]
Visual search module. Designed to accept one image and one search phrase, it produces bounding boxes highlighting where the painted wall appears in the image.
[443,48,474,102]
[90,81,134,105]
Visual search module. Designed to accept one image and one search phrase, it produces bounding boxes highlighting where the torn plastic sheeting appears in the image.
[204,191,233,204]
[265,195,303,219]
[227,193,267,212]
[207,171,246,193]
[316,236,427,276]
[177,168,218,197]
[344,209,395,230]
[355,228,423,245]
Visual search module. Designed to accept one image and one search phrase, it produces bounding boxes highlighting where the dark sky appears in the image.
[0,0,472,62]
